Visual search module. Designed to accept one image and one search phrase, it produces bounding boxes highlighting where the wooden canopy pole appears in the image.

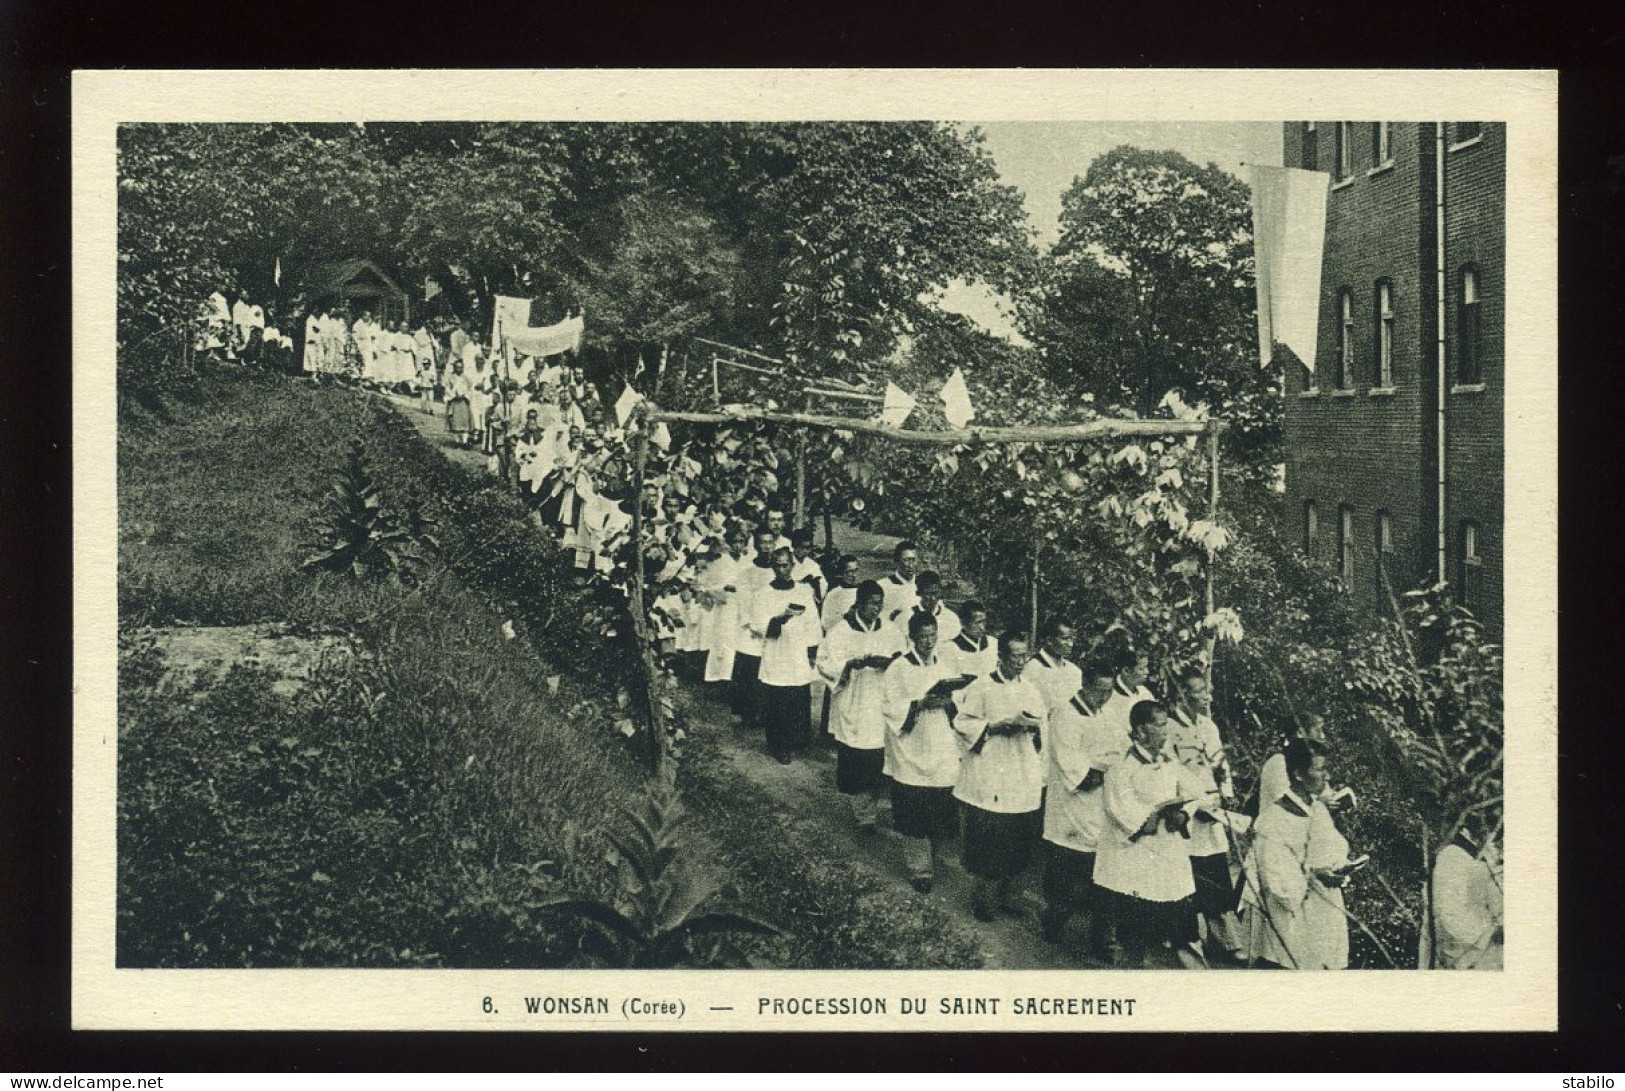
[1203,421,1222,673]
[627,418,664,777]
[649,406,1217,445]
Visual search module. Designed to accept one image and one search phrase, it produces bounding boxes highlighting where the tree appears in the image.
[1022,146,1279,464]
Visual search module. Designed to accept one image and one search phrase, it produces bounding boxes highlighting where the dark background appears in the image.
[2,0,1621,1071]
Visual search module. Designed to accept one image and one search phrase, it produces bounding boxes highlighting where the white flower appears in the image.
[1108,444,1148,472]
[1201,608,1246,644]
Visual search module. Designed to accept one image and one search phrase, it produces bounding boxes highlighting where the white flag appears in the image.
[1250,165,1330,372]
[614,383,642,427]
[273,256,281,287]
[940,367,975,429]
[651,422,672,450]
[880,381,917,427]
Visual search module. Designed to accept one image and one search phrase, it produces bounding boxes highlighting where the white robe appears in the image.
[817,613,901,750]
[1168,705,1233,858]
[1095,743,1206,904]
[1431,842,1504,970]
[881,650,962,788]
[749,582,820,687]
[1240,792,1352,969]
[821,585,859,633]
[879,572,919,626]
[941,632,998,679]
[952,669,1048,814]
[700,554,745,683]
[893,601,960,646]
[1042,691,1127,853]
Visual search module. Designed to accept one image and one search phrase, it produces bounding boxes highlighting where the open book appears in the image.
[925,674,979,698]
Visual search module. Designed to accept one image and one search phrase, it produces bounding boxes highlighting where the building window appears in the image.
[1371,121,1393,165]
[1301,122,1318,170]
[1337,289,1355,389]
[1303,501,1318,556]
[1454,121,1482,144]
[1338,505,1355,587]
[1459,521,1482,609]
[1375,510,1395,613]
[1457,265,1482,385]
[1374,279,1395,388]
[1335,122,1354,180]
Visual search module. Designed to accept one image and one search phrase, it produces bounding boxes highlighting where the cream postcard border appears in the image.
[72,68,1558,1032]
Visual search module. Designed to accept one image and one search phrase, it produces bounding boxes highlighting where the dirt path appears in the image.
[376,390,1099,970]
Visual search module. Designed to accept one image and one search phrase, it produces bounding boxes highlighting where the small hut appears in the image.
[304,260,410,326]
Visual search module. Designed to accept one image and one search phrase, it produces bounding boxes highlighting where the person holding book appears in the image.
[952,630,1049,921]
[818,580,902,832]
[747,546,821,764]
[882,612,968,893]
[1039,654,1126,959]
[1168,665,1244,963]
[1240,739,1362,970]
[1093,699,1208,967]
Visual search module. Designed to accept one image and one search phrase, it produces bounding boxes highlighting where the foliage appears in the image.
[539,779,778,968]
[302,438,435,581]
[1021,146,1280,465]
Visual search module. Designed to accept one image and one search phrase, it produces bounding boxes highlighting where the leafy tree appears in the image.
[1022,146,1278,464]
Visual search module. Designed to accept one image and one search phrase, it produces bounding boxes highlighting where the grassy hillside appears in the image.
[117,369,984,969]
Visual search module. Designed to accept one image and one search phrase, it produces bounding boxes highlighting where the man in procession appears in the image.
[817,580,900,831]
[1168,665,1244,963]
[941,599,997,679]
[881,612,964,894]
[882,540,921,624]
[894,570,960,645]
[749,546,822,764]
[1039,654,1125,961]
[952,630,1048,922]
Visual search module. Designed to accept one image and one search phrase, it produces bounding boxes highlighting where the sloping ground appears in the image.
[137,625,353,699]
[381,391,1099,970]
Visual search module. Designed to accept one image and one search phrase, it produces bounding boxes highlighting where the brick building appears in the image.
[1280,121,1504,632]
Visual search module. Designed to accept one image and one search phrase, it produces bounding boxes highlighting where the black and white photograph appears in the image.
[71,69,1556,1032]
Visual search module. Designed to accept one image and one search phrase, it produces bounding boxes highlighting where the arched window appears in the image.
[1457,265,1482,385]
[1374,279,1395,388]
[1338,505,1355,587]
[1303,500,1319,556]
[1337,289,1355,389]
[1459,521,1482,609]
[1375,509,1395,613]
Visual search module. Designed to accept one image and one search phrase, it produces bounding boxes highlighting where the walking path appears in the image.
[379,391,1100,970]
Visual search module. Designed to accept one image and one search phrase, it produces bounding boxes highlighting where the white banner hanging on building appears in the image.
[1250,164,1330,372]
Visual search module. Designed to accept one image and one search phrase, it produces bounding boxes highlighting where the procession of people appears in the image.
[187,288,1503,973]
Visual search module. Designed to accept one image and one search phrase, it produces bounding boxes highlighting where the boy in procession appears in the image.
[1167,665,1244,962]
[953,630,1049,922]
[1093,700,1211,968]
[1039,654,1126,961]
[817,581,901,832]
[820,554,863,633]
[748,546,821,764]
[882,612,965,894]
[941,600,998,679]
[894,569,960,644]
[882,540,922,623]
[728,527,779,734]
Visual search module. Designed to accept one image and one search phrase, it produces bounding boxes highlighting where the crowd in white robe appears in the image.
[237,297,1503,972]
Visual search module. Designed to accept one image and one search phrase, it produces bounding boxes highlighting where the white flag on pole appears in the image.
[880,381,917,427]
[491,294,532,351]
[940,367,976,429]
[614,383,643,428]
[1250,164,1330,372]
